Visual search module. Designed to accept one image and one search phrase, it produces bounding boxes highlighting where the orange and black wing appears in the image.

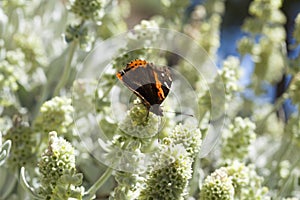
[116,59,172,115]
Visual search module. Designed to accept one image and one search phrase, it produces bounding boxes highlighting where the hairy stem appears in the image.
[83,167,113,200]
[53,40,78,96]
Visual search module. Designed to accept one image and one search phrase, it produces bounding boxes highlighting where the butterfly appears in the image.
[116,59,172,116]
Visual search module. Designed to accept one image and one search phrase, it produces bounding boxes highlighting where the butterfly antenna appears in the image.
[164,110,194,117]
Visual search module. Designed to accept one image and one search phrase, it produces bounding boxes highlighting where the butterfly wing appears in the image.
[116,60,172,115]
[135,64,172,105]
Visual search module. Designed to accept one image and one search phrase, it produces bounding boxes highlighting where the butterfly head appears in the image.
[149,104,164,116]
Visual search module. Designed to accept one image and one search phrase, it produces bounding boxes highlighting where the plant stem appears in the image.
[53,40,78,96]
[83,167,113,200]
[189,156,201,196]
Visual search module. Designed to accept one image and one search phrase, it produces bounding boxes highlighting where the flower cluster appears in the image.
[238,0,286,84]
[67,0,105,51]
[118,99,160,139]
[38,131,83,199]
[128,20,159,43]
[139,144,193,200]
[70,0,104,23]
[108,100,161,199]
[200,161,269,200]
[222,117,256,161]
[138,123,201,199]
[0,59,19,92]
[34,97,74,139]
[0,47,26,93]
[243,0,286,35]
[5,48,26,69]
[163,123,202,158]
[2,117,35,170]
[13,33,47,71]
[199,167,234,200]
[184,0,225,58]
[219,56,241,102]
[226,161,269,199]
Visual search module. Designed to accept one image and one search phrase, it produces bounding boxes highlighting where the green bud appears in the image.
[3,117,36,171]
[70,0,104,23]
[119,99,160,138]
[65,24,92,50]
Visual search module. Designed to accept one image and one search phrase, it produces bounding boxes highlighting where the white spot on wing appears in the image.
[164,81,170,88]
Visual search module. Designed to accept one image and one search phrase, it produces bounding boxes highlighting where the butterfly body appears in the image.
[116,59,172,116]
